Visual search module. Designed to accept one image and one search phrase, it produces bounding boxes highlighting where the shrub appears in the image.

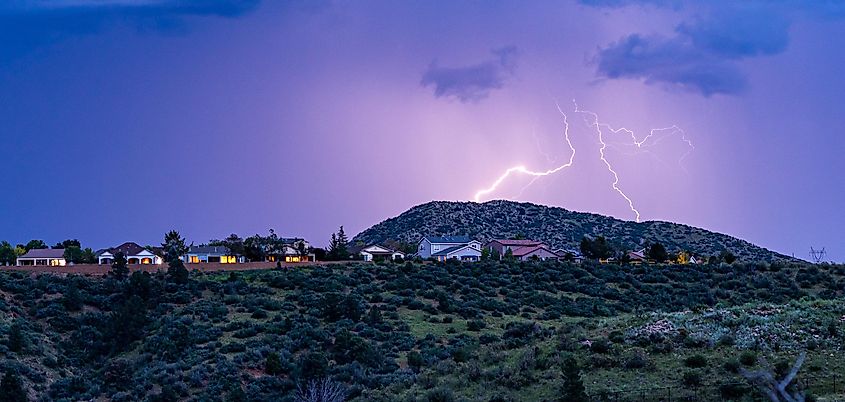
[426,387,455,402]
[723,359,741,373]
[739,351,757,366]
[407,351,424,372]
[467,320,486,332]
[608,330,625,344]
[684,354,708,368]
[623,348,650,369]
[265,352,283,376]
[0,368,27,402]
[682,371,702,387]
[590,338,611,354]
[718,334,735,346]
[719,383,747,399]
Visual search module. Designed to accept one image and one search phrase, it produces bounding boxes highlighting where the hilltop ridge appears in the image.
[353,200,791,262]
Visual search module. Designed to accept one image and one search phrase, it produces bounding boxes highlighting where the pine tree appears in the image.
[161,230,188,264]
[167,258,189,284]
[328,226,349,261]
[648,243,669,263]
[7,321,25,354]
[63,282,83,311]
[265,352,283,375]
[559,355,588,402]
[0,368,27,402]
[110,252,129,280]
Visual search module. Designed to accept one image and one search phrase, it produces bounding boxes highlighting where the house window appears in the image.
[221,256,236,264]
[141,258,152,265]
[190,255,199,264]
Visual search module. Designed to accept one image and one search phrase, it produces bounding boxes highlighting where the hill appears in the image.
[353,200,792,262]
[0,261,842,401]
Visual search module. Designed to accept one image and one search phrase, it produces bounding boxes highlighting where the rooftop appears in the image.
[19,248,65,259]
[423,236,472,244]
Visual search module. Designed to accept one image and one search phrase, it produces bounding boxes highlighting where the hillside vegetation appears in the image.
[353,200,792,262]
[0,260,842,401]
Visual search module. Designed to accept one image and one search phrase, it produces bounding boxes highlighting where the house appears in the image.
[485,239,560,261]
[418,236,482,262]
[183,245,244,264]
[97,242,163,265]
[265,238,315,263]
[17,249,66,266]
[485,239,547,256]
[554,249,584,263]
[360,245,405,262]
[626,250,647,264]
[510,245,561,261]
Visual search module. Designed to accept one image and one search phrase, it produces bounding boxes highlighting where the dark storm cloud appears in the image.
[595,34,747,96]
[421,46,519,103]
[586,1,811,96]
[0,0,261,62]
[676,9,789,58]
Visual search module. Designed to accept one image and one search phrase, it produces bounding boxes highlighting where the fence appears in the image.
[588,373,844,401]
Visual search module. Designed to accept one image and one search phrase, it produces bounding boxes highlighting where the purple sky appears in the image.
[1,1,843,261]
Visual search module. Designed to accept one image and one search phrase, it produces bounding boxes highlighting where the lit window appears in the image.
[190,256,199,264]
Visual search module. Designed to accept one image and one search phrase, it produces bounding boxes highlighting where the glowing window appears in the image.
[190,255,199,264]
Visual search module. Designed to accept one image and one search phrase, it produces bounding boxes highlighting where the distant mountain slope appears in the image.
[353,200,792,262]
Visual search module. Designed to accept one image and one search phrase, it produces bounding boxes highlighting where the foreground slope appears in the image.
[354,200,791,262]
[0,261,842,401]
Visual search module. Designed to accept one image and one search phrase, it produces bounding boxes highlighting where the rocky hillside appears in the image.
[353,200,792,262]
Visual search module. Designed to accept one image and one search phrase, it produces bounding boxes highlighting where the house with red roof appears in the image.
[485,239,561,261]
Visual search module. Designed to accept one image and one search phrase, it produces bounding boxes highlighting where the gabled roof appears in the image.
[488,239,545,247]
[432,244,480,257]
[511,245,558,257]
[98,242,161,257]
[187,245,232,255]
[19,248,65,259]
[554,249,582,257]
[361,245,402,254]
[422,236,472,244]
[110,242,145,257]
[627,251,646,260]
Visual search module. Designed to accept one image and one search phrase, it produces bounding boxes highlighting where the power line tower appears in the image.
[809,247,827,264]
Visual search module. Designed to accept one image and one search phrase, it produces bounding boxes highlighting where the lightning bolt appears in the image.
[574,100,641,222]
[472,99,693,223]
[472,100,575,203]
[601,124,694,173]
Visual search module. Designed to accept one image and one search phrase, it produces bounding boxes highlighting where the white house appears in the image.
[17,249,66,266]
[418,236,482,262]
[98,242,163,265]
[360,245,405,262]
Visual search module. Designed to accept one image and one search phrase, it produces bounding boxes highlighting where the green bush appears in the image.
[684,354,708,368]
[467,320,486,331]
[723,359,741,373]
[739,351,757,366]
[682,371,702,387]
